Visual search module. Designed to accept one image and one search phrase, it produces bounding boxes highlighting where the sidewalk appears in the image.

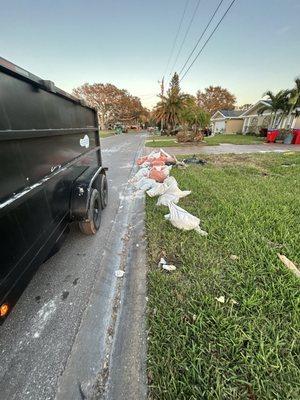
[145,143,300,155]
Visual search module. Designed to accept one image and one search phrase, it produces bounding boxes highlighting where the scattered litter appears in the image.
[230,254,239,261]
[162,264,176,272]
[215,296,225,303]
[115,270,125,278]
[165,202,207,235]
[157,257,176,272]
[277,254,300,278]
[230,299,238,305]
[183,155,207,165]
[158,257,167,267]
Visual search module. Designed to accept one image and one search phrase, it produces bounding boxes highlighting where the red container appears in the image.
[267,130,279,143]
[292,129,300,144]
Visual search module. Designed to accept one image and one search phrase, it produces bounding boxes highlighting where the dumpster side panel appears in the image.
[0,65,102,306]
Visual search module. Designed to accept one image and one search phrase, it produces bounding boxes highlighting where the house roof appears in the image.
[211,109,244,120]
[240,100,271,117]
[219,109,244,117]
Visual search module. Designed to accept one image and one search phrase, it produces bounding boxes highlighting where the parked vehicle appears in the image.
[0,57,108,318]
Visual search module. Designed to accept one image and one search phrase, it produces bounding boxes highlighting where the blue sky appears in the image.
[1,0,299,108]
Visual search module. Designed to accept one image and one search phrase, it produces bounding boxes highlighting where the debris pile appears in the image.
[132,149,207,235]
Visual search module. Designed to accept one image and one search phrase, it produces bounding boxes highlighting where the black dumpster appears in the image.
[0,57,108,317]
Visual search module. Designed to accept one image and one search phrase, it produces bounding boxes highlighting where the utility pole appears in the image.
[159,77,165,134]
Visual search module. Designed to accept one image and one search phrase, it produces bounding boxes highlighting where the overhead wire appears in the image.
[177,0,225,77]
[162,0,190,79]
[168,0,202,78]
[180,0,237,81]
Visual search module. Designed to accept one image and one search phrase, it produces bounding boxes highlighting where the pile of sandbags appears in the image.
[131,149,207,235]
[136,149,176,168]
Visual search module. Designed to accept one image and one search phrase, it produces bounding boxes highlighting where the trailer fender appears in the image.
[70,166,108,220]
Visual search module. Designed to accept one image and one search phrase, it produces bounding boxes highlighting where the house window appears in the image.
[262,116,271,128]
[248,117,258,133]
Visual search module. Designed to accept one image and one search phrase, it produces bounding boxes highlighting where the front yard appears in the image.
[204,134,264,146]
[145,134,264,148]
[146,153,300,399]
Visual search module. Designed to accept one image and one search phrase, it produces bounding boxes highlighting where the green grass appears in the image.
[146,152,300,399]
[99,130,115,138]
[145,139,179,148]
[145,134,265,148]
[204,134,264,146]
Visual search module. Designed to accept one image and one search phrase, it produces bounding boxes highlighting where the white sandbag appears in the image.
[135,177,156,191]
[164,202,207,235]
[156,182,191,206]
[146,176,178,197]
[148,150,162,159]
[131,167,149,182]
[146,182,166,197]
[163,176,178,186]
[157,193,180,206]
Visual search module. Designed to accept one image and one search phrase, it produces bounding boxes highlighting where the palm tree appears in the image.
[259,90,289,129]
[285,78,300,129]
[154,90,190,135]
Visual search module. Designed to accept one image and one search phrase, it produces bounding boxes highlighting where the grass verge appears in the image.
[145,139,179,148]
[204,134,264,146]
[146,152,300,399]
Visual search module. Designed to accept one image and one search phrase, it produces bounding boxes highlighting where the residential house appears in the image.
[210,110,244,134]
[241,100,300,134]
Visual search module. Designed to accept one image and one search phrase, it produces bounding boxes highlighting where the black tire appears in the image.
[79,189,101,235]
[99,173,108,209]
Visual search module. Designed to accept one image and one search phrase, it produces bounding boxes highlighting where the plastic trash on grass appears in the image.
[158,257,176,272]
[165,202,207,235]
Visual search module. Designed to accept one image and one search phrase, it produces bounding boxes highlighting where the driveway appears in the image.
[145,143,300,155]
[0,133,147,400]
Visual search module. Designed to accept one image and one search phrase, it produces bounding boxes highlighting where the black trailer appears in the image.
[0,57,108,318]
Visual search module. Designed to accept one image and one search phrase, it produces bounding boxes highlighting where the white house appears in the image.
[241,100,300,134]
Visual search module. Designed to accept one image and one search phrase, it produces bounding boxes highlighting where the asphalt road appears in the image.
[0,132,147,400]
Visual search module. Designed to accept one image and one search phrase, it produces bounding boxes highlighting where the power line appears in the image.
[178,0,225,77]
[169,0,202,78]
[180,0,237,81]
[162,0,190,78]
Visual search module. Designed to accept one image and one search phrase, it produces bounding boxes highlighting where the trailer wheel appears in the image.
[79,189,101,235]
[100,173,108,209]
